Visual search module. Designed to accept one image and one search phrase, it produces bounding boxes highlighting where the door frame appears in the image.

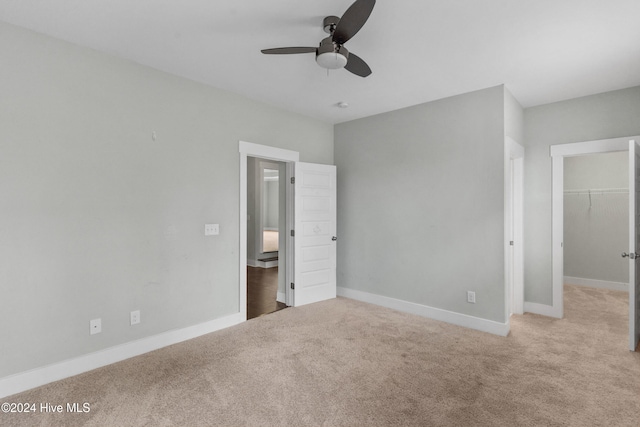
[505,137,525,317]
[256,159,282,258]
[239,141,299,320]
[550,136,638,348]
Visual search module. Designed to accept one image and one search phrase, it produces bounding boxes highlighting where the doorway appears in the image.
[563,152,629,291]
[550,136,640,351]
[239,141,338,320]
[246,157,287,319]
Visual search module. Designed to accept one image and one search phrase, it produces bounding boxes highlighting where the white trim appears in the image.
[285,162,295,307]
[247,259,259,268]
[564,276,628,292]
[524,302,560,318]
[629,140,639,351]
[0,312,243,399]
[277,291,286,304]
[337,287,510,337]
[254,259,278,269]
[549,136,630,157]
[239,141,299,316]
[551,155,564,318]
[505,137,525,317]
[239,141,299,162]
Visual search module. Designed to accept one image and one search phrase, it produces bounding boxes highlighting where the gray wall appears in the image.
[335,86,507,323]
[0,22,332,378]
[523,86,640,304]
[264,180,279,230]
[564,152,628,283]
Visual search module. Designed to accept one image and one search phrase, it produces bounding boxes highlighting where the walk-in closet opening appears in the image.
[563,152,630,343]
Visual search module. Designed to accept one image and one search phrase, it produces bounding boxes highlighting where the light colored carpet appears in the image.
[3,285,640,426]
[263,230,278,253]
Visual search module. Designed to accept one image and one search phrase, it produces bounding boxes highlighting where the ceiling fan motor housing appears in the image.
[316,36,349,69]
[323,16,340,34]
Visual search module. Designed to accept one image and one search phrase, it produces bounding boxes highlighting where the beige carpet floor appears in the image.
[3,284,640,426]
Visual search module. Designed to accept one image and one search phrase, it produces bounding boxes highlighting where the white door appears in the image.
[628,140,640,351]
[293,162,337,306]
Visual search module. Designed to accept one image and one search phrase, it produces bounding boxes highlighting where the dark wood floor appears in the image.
[247,266,287,320]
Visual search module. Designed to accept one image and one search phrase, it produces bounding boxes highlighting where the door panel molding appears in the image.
[293,162,337,307]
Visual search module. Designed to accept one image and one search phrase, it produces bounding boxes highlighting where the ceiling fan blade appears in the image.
[345,52,372,77]
[333,0,375,45]
[261,47,317,55]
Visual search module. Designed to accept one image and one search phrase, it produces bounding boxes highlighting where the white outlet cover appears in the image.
[90,318,102,335]
[204,224,219,236]
[467,291,476,304]
[130,310,141,325]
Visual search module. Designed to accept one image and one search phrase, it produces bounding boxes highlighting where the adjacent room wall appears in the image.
[335,86,507,323]
[264,179,279,230]
[247,157,258,263]
[523,86,640,305]
[0,21,333,379]
[564,152,628,285]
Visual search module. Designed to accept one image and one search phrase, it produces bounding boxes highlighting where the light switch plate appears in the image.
[204,224,219,236]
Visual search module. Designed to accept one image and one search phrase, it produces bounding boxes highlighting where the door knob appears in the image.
[622,252,629,258]
[332,236,337,241]
[622,252,639,259]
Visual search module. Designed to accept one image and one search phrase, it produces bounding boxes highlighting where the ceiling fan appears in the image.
[261,0,375,77]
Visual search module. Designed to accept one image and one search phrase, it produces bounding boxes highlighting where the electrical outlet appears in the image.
[467,291,476,304]
[130,310,140,325]
[204,224,219,236]
[90,318,102,335]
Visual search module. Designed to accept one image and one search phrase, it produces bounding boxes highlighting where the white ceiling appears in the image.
[2,0,640,124]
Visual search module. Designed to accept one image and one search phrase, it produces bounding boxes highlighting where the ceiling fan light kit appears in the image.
[316,37,348,69]
[261,0,375,77]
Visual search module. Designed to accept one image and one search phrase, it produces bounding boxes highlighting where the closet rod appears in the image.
[563,187,628,195]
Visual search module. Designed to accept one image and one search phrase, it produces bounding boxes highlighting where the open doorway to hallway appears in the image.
[246,156,288,319]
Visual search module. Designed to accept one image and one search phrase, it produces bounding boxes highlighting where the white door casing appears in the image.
[549,136,640,351]
[505,138,525,317]
[293,162,337,306]
[628,140,640,351]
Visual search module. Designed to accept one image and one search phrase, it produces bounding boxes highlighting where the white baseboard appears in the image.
[260,260,278,268]
[248,259,278,268]
[0,312,244,399]
[276,291,286,304]
[337,287,510,337]
[524,301,562,318]
[564,276,628,292]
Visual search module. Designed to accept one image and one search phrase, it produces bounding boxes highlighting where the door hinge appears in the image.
[290,282,295,290]
[290,177,295,184]
[290,230,295,237]
[510,241,514,246]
